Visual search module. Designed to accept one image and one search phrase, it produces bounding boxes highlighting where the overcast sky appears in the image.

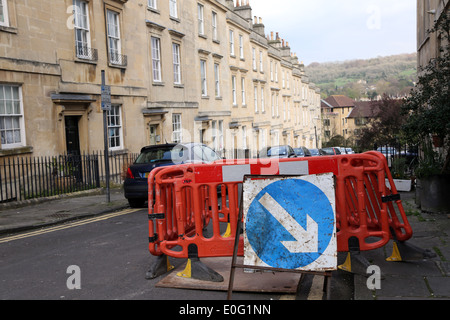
[248,0,417,65]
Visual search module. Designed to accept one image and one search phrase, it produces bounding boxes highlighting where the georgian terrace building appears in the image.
[0,0,321,161]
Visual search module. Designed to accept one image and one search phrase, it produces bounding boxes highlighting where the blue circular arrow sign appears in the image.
[245,178,335,270]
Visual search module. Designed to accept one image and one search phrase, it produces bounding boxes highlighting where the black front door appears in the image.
[65,116,81,156]
[64,116,82,182]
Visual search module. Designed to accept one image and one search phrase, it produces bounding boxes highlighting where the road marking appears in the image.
[0,208,140,244]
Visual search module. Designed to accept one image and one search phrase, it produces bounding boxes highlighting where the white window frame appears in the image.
[261,87,265,113]
[0,0,9,27]
[106,10,122,65]
[151,37,162,82]
[254,86,258,113]
[107,105,123,151]
[239,35,244,59]
[252,48,256,70]
[212,11,218,41]
[232,75,237,106]
[275,62,278,82]
[200,60,207,97]
[172,43,181,84]
[73,0,91,59]
[172,114,182,143]
[229,30,235,56]
[241,77,246,105]
[169,0,178,18]
[259,51,264,72]
[214,63,220,98]
[218,120,224,156]
[148,0,157,10]
[0,85,25,149]
[198,3,204,36]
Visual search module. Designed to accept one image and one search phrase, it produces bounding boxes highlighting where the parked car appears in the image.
[294,147,311,157]
[345,148,355,154]
[308,148,320,156]
[319,147,342,156]
[376,146,399,157]
[124,143,221,208]
[259,145,297,158]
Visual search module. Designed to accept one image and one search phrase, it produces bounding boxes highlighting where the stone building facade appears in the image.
[0,0,321,161]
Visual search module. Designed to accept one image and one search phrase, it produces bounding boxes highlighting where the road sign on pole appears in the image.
[101,84,111,111]
[243,173,337,271]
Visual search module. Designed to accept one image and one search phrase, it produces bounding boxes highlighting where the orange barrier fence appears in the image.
[147,152,413,259]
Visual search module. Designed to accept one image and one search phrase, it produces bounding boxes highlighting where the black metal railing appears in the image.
[0,151,138,204]
[75,45,98,62]
[109,51,127,67]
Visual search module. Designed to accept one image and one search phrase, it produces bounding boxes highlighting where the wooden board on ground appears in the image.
[156,257,302,293]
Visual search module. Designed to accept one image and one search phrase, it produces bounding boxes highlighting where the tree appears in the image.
[401,11,450,174]
[357,95,406,150]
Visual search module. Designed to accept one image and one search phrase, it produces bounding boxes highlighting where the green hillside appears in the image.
[305,53,417,99]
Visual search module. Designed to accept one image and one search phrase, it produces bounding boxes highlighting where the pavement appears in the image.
[0,187,449,300]
[0,188,130,235]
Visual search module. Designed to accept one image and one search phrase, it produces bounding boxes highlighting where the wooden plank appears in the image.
[156,257,302,293]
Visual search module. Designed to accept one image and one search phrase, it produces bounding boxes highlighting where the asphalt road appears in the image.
[0,208,289,300]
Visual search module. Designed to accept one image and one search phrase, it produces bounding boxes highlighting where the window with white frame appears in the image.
[218,120,224,156]
[200,60,207,96]
[261,87,265,112]
[73,0,91,59]
[212,120,217,151]
[169,0,178,18]
[0,0,9,27]
[214,63,220,98]
[259,51,264,72]
[271,92,275,117]
[0,85,25,149]
[197,3,204,36]
[107,105,123,150]
[254,86,258,112]
[252,48,256,70]
[151,37,162,82]
[270,60,273,81]
[239,35,244,59]
[148,0,157,10]
[172,114,182,143]
[276,93,279,117]
[241,77,246,105]
[212,11,218,41]
[229,30,234,56]
[172,43,181,84]
[232,75,237,105]
[275,62,278,82]
[106,10,122,65]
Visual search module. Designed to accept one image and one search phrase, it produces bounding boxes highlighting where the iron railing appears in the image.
[75,45,98,62]
[0,151,138,204]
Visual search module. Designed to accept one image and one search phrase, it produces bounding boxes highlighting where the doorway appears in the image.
[64,116,82,181]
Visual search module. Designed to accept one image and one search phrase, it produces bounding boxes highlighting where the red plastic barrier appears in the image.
[147,152,412,258]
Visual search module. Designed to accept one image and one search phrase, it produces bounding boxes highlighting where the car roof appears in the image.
[140,142,211,153]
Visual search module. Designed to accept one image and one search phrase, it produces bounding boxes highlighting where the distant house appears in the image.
[321,95,379,144]
[347,101,380,139]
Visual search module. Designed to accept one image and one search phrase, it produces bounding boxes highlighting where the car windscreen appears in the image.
[294,148,305,156]
[135,147,176,164]
[267,146,286,156]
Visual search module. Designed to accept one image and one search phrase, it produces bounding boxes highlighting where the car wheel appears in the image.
[128,198,146,208]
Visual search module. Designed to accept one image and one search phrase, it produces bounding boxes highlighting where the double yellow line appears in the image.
[0,208,140,244]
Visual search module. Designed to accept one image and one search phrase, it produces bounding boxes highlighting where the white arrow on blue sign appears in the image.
[243,173,337,271]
